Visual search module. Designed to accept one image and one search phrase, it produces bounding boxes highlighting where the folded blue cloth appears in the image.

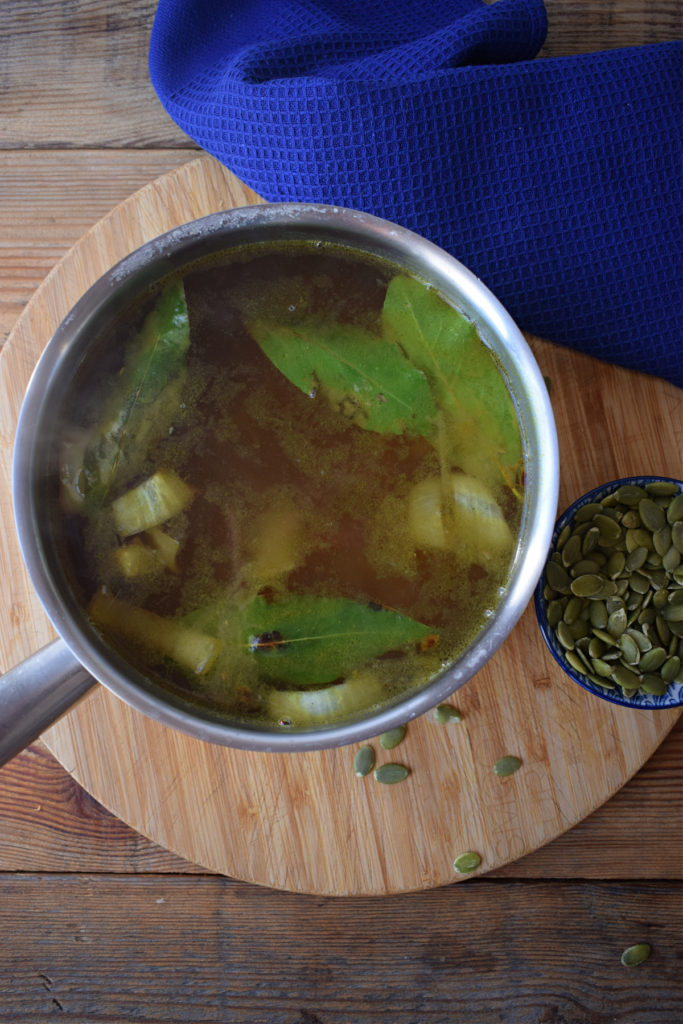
[149,0,682,388]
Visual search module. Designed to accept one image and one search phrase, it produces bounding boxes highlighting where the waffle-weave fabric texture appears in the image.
[149,0,683,388]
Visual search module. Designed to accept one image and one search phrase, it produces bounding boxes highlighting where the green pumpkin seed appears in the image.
[493,755,522,777]
[556,620,576,650]
[663,546,682,572]
[374,763,410,785]
[433,704,463,724]
[561,533,583,567]
[638,498,666,532]
[556,523,572,550]
[589,601,608,629]
[672,521,683,553]
[563,595,584,625]
[618,633,640,665]
[606,551,626,578]
[380,725,406,750]
[546,560,571,593]
[453,851,482,874]
[640,674,669,696]
[615,485,647,506]
[571,574,605,598]
[575,502,604,523]
[620,943,652,967]
[566,650,588,675]
[594,513,622,545]
[638,647,668,672]
[666,493,683,523]
[612,665,641,690]
[607,607,628,637]
[591,658,614,678]
[660,656,681,683]
[353,745,375,777]
[653,525,672,556]
[582,526,601,554]
[646,481,679,497]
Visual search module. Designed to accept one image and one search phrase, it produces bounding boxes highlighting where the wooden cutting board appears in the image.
[1,155,681,896]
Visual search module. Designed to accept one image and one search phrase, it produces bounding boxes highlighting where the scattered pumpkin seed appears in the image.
[453,851,482,874]
[433,704,463,724]
[493,755,522,777]
[374,763,410,785]
[620,943,652,967]
[379,725,406,750]
[353,745,375,777]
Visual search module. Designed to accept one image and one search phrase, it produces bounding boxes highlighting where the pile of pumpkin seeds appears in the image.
[542,480,683,700]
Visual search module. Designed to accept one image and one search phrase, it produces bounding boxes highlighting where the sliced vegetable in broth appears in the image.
[56,241,525,728]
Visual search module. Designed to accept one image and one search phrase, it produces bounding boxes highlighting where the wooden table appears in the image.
[1,2,681,1020]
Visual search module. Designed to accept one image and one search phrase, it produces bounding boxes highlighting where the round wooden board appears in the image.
[1,155,681,895]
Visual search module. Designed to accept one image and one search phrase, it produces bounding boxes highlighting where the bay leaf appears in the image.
[247,318,437,437]
[382,275,523,490]
[242,594,434,686]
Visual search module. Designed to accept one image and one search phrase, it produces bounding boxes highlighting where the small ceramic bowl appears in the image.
[535,476,683,709]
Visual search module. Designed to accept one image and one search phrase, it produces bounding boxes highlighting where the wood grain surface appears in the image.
[2,0,682,1018]
[1,154,680,896]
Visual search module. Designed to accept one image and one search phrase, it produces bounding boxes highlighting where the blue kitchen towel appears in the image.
[149,0,683,388]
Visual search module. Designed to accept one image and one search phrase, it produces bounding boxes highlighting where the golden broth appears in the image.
[57,241,525,728]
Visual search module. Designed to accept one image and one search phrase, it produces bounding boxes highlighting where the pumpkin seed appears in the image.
[661,656,681,683]
[672,521,683,553]
[380,725,406,750]
[661,602,683,623]
[561,533,583,566]
[620,943,652,967]
[571,574,605,598]
[563,595,584,624]
[638,498,666,532]
[611,665,641,690]
[647,481,679,497]
[618,633,640,665]
[640,674,669,696]
[607,607,628,637]
[666,493,683,523]
[638,647,667,672]
[433,704,462,724]
[353,745,375,777]
[615,484,647,506]
[493,755,522,777]
[546,560,571,593]
[374,763,410,785]
[453,851,482,874]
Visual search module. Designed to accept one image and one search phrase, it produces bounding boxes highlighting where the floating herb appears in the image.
[382,275,523,490]
[242,595,435,686]
[69,280,190,508]
[248,318,437,438]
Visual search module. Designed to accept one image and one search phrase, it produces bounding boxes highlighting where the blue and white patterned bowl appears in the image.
[535,476,683,710]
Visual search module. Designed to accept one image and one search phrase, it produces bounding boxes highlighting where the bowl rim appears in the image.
[535,474,683,710]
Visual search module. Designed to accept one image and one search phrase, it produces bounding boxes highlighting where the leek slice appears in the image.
[89,591,221,676]
[266,671,385,726]
[408,473,513,564]
[112,468,194,538]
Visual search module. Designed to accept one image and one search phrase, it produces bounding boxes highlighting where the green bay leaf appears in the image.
[382,275,523,490]
[248,319,437,437]
[242,594,434,686]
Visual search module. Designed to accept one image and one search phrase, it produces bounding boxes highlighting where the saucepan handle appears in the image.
[0,639,94,767]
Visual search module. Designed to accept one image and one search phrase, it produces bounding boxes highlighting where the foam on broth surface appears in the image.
[56,241,525,728]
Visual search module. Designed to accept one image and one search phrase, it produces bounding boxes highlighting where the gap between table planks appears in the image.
[0,154,680,896]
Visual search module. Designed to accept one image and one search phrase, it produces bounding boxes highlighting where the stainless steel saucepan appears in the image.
[0,204,559,764]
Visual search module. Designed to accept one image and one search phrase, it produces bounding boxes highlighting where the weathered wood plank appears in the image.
[0,149,195,346]
[0,875,680,1023]
[1,720,681,878]
[1,0,680,149]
